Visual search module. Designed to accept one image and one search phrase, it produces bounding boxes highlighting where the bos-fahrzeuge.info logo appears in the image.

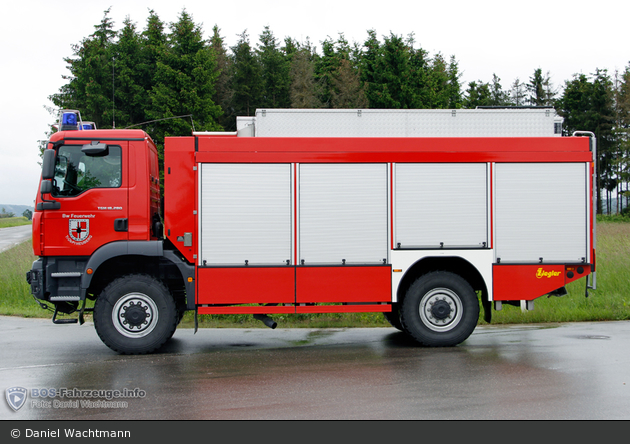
[5,387,146,412]
[5,387,27,411]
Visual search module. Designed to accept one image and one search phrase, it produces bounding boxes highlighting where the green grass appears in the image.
[483,220,630,325]
[0,240,44,317]
[0,217,31,228]
[2,220,629,327]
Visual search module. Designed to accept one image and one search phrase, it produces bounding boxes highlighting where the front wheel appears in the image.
[94,274,177,354]
[400,271,479,347]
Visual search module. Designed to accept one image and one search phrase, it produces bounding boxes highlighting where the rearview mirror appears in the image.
[42,149,56,180]
[82,141,108,155]
[40,180,52,194]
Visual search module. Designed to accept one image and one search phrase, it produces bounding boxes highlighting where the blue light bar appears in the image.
[59,111,80,131]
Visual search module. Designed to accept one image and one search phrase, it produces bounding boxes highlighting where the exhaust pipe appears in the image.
[253,314,277,329]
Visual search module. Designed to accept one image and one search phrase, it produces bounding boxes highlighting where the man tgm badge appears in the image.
[5,387,27,411]
[69,219,90,242]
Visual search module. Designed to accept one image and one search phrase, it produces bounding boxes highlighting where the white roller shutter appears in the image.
[299,164,388,264]
[394,163,488,248]
[200,164,292,265]
[495,163,588,263]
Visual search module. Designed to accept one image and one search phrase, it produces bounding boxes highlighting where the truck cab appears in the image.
[27,111,185,331]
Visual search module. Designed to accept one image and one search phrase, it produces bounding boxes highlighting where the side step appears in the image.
[49,270,83,324]
[52,304,93,325]
[52,304,78,324]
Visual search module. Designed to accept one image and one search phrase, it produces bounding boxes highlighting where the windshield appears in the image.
[52,145,122,197]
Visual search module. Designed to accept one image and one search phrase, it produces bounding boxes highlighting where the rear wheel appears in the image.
[383,304,403,331]
[400,271,479,347]
[94,274,177,354]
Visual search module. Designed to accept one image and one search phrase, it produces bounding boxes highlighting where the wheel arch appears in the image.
[81,241,194,310]
[396,255,488,305]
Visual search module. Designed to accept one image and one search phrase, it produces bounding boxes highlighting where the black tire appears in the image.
[383,304,404,331]
[400,271,479,347]
[94,274,177,354]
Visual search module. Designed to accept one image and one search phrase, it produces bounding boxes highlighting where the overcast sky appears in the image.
[1,0,628,206]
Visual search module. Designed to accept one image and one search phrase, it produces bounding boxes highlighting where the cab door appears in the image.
[42,142,129,257]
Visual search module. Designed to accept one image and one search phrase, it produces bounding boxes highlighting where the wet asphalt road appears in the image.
[1,316,629,420]
[0,225,31,253]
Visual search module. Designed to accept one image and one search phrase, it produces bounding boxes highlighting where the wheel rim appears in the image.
[112,293,159,338]
[419,287,463,332]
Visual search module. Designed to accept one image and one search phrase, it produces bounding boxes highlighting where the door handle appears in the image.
[114,218,128,232]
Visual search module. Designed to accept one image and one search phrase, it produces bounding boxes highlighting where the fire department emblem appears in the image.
[5,387,27,411]
[69,219,90,242]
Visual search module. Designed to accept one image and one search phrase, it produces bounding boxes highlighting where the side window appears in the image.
[52,145,122,197]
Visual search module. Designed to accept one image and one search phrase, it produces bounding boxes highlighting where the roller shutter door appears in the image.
[299,164,388,264]
[394,163,488,248]
[200,163,292,265]
[494,163,588,263]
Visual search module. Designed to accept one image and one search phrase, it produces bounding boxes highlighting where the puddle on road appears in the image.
[575,335,610,340]
[285,329,346,346]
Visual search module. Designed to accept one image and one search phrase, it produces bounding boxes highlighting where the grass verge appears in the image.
[0,217,31,228]
[0,240,44,317]
[482,220,630,325]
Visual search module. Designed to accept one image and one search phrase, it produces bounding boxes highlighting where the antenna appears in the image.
[124,114,194,130]
[112,56,115,129]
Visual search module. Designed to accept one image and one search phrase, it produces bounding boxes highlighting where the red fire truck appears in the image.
[27,108,596,354]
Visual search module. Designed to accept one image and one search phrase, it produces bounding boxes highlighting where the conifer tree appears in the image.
[210,25,233,130]
[527,68,556,106]
[489,74,510,106]
[317,34,365,108]
[360,30,386,108]
[112,16,146,128]
[229,30,263,116]
[510,78,527,106]
[290,43,322,109]
[613,66,630,212]
[148,8,222,141]
[427,53,449,108]
[50,8,117,128]
[361,31,430,108]
[463,81,492,109]
[257,26,291,109]
[557,70,616,213]
[331,58,368,108]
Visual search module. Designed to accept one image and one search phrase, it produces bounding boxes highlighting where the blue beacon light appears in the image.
[60,111,79,131]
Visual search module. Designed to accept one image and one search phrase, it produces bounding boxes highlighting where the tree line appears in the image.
[48,8,630,214]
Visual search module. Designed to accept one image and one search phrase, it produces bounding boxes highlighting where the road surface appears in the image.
[1,316,629,420]
[0,225,31,253]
